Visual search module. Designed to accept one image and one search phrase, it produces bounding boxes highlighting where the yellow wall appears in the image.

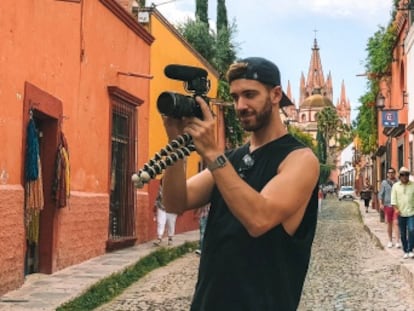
[147,10,219,178]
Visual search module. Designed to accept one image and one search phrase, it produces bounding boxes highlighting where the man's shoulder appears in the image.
[287,147,318,164]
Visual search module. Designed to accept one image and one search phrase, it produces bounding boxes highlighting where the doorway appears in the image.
[23,82,62,274]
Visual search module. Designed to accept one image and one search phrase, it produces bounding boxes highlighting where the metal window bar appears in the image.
[109,101,136,240]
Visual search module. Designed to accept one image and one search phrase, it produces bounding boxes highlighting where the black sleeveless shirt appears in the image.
[190,134,319,311]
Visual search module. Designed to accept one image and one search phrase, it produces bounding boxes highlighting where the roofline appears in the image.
[99,0,154,45]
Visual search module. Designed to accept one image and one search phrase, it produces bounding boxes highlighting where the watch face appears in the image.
[208,154,227,171]
[217,155,226,166]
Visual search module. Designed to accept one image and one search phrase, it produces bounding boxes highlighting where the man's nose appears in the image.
[235,98,248,110]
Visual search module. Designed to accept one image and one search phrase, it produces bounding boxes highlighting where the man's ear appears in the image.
[270,86,283,104]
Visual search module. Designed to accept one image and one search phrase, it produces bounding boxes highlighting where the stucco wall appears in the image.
[55,192,109,269]
[0,186,25,295]
[0,0,152,293]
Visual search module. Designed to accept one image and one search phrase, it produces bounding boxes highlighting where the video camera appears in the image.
[156,64,211,120]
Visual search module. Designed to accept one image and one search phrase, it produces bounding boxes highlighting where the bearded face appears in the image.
[237,95,273,132]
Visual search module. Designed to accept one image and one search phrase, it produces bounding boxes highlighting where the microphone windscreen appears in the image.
[164,64,208,81]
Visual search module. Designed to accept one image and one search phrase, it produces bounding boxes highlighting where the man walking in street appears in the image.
[391,167,414,259]
[378,167,400,248]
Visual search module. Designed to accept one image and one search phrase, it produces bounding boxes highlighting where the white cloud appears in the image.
[153,0,194,25]
[298,0,393,19]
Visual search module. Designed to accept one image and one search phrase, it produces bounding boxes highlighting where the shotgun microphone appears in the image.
[164,64,208,81]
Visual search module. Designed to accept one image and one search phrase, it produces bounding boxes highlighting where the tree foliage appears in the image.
[354,5,397,155]
[196,0,209,25]
[316,129,327,164]
[354,93,377,154]
[177,18,216,64]
[365,25,397,78]
[216,0,228,30]
[179,0,242,147]
[288,126,316,153]
[319,164,333,185]
[317,106,340,145]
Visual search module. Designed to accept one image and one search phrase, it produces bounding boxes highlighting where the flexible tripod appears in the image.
[131,133,195,188]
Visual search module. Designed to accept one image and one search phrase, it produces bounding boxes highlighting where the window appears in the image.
[107,87,142,247]
[301,114,306,122]
[398,144,404,171]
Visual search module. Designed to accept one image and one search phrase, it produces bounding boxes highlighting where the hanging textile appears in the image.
[25,157,44,243]
[53,132,70,208]
[24,117,44,244]
[25,118,39,181]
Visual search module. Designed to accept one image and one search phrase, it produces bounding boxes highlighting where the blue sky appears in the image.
[155,0,393,121]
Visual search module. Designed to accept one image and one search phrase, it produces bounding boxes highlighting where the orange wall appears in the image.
[148,11,219,176]
[0,0,152,294]
[142,10,220,233]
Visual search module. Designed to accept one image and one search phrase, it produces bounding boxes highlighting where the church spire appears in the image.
[306,38,325,93]
[300,36,333,105]
[336,80,351,125]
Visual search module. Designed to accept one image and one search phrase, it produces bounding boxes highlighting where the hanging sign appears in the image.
[382,110,398,127]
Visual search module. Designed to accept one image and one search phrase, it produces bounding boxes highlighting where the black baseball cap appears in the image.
[228,57,294,107]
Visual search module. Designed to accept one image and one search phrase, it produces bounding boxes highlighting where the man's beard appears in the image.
[237,97,273,132]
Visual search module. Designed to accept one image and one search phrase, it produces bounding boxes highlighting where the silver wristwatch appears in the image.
[207,154,227,172]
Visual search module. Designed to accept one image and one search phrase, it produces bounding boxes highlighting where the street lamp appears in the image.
[375,93,386,110]
[375,91,408,111]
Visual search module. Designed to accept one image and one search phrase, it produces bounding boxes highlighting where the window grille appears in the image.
[109,97,136,240]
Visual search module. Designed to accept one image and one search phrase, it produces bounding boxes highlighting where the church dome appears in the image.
[301,94,334,108]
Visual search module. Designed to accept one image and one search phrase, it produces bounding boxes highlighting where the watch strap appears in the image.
[207,154,227,172]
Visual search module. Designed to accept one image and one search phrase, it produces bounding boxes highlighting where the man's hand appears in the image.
[162,115,187,141]
[183,96,221,160]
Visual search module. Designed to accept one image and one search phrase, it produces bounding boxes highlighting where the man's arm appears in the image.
[391,184,398,211]
[378,181,384,207]
[209,147,319,237]
[163,163,215,214]
[160,113,216,215]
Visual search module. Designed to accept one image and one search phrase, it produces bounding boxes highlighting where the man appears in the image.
[360,178,373,213]
[378,167,400,248]
[162,57,319,310]
[391,166,414,259]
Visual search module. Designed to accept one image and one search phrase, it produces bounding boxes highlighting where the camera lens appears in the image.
[157,92,198,118]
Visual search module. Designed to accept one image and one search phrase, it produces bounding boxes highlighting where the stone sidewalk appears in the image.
[0,231,199,311]
[356,199,414,291]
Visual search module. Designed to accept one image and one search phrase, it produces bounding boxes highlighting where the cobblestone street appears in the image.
[96,199,414,310]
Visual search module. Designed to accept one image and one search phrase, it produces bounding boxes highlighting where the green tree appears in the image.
[316,129,327,164]
[214,22,237,77]
[288,126,316,153]
[216,0,228,30]
[179,0,242,148]
[177,18,216,64]
[196,0,209,25]
[317,106,340,147]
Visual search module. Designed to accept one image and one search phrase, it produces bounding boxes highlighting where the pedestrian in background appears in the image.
[378,167,400,248]
[153,179,178,246]
[391,167,414,259]
[318,187,324,212]
[360,178,372,213]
